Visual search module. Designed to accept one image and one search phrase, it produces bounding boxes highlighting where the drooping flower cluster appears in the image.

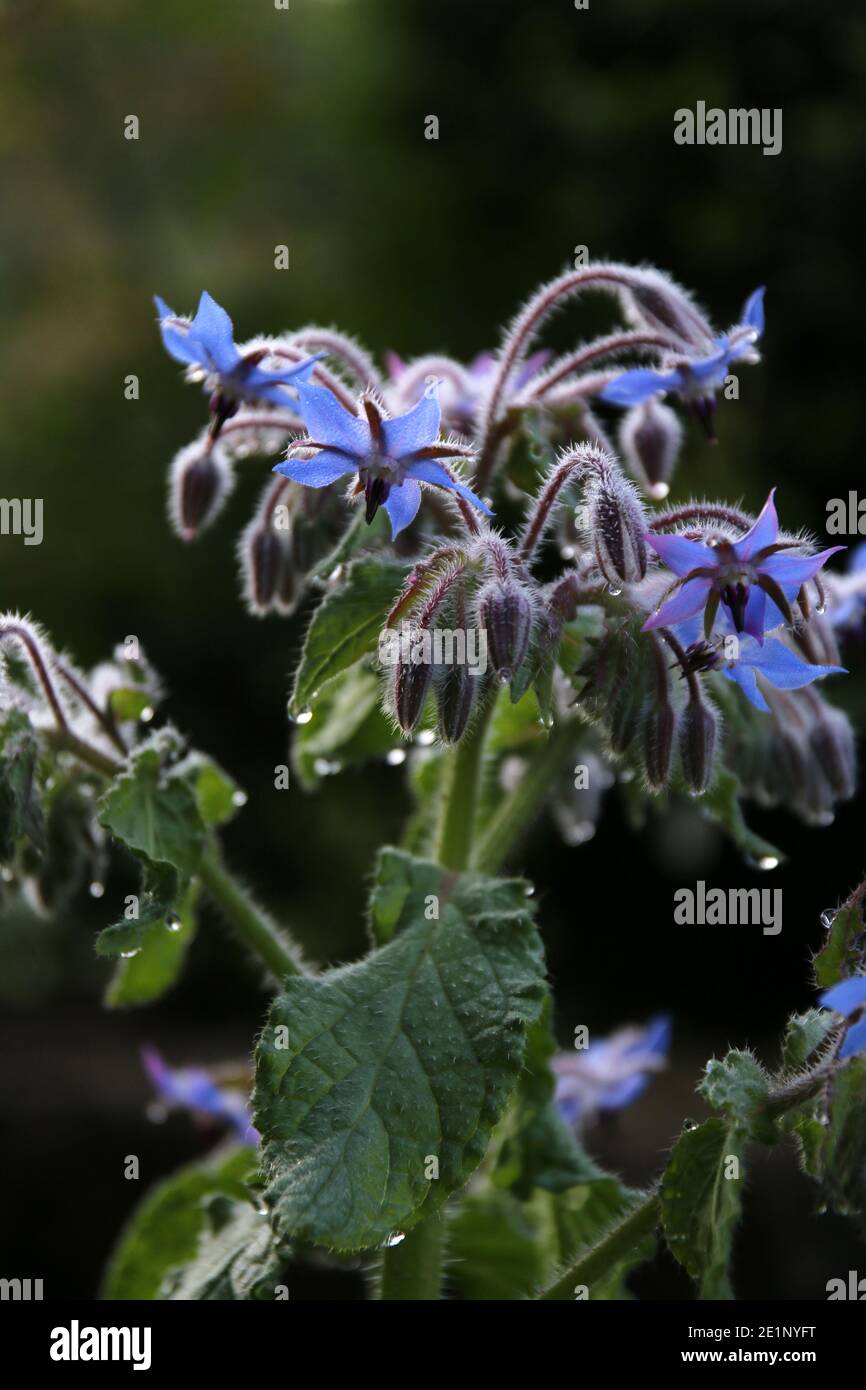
[151,265,859,838]
[552,1016,672,1129]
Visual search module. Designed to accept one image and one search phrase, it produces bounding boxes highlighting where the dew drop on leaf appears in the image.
[165,913,182,933]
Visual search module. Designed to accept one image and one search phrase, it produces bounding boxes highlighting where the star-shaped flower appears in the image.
[274,379,492,539]
[677,630,845,712]
[552,1015,671,1128]
[818,978,866,1060]
[154,291,322,425]
[599,287,766,434]
[141,1046,258,1145]
[643,490,844,644]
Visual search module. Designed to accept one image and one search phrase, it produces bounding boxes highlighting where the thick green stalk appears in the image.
[537,1191,660,1300]
[473,720,576,874]
[435,691,497,871]
[376,1215,445,1301]
[197,845,303,983]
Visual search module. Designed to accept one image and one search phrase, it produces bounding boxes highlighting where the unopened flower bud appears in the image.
[169,441,233,542]
[679,694,717,794]
[586,466,648,587]
[435,660,478,744]
[393,626,433,734]
[619,400,682,501]
[642,636,676,790]
[622,269,712,351]
[478,582,533,680]
[808,702,856,801]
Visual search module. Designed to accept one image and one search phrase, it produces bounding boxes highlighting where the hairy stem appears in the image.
[377,1215,445,1301]
[197,845,304,983]
[436,691,497,871]
[537,1190,660,1300]
[473,719,576,875]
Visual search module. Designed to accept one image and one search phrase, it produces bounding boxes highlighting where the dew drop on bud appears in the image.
[291,706,313,726]
[606,583,622,597]
[231,790,248,808]
[386,748,407,766]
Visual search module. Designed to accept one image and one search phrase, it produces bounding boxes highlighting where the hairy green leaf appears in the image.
[660,1117,747,1299]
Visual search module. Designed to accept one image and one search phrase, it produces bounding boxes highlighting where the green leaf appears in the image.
[821,1054,866,1236]
[0,708,44,859]
[254,851,547,1251]
[813,884,866,990]
[290,558,409,716]
[292,664,396,791]
[367,845,443,946]
[101,1145,256,1300]
[781,1009,836,1072]
[97,732,206,881]
[175,753,244,828]
[448,1190,548,1299]
[700,1049,774,1142]
[161,1192,291,1301]
[109,686,153,723]
[660,1118,747,1299]
[103,881,198,1008]
[94,860,178,958]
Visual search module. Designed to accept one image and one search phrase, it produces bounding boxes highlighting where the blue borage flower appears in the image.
[818,979,866,1060]
[673,624,846,713]
[600,287,765,434]
[552,1015,671,1127]
[141,1046,258,1146]
[643,489,844,644]
[154,291,323,425]
[274,378,492,539]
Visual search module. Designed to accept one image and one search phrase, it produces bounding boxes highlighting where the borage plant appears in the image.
[3,262,866,1301]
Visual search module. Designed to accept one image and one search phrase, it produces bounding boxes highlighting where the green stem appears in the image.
[473,720,576,875]
[537,1190,660,1300]
[197,845,303,983]
[435,691,497,871]
[377,1215,445,1301]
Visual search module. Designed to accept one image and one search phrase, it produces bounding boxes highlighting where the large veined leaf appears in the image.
[254,850,546,1251]
[290,558,408,715]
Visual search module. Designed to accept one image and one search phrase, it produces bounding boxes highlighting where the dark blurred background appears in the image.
[1,0,865,1300]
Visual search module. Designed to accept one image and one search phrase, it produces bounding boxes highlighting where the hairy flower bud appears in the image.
[621,268,713,351]
[642,636,676,790]
[435,660,478,744]
[393,625,433,734]
[679,694,717,794]
[809,702,856,801]
[478,581,533,680]
[585,464,648,587]
[619,399,682,501]
[168,441,234,542]
[242,526,286,613]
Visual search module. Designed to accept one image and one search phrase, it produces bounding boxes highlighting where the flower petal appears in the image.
[190,291,239,375]
[382,387,442,459]
[840,1015,866,1059]
[741,586,767,642]
[273,451,356,488]
[736,489,779,560]
[599,367,684,407]
[406,458,493,516]
[647,531,718,577]
[292,380,370,456]
[744,638,845,690]
[383,479,422,538]
[761,546,846,591]
[154,296,203,367]
[741,286,766,335]
[722,662,770,712]
[819,977,866,1016]
[642,577,713,630]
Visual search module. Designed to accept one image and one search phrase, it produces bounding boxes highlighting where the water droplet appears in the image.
[120,948,141,959]
[328,565,344,583]
[756,855,779,872]
[416,729,436,747]
[231,789,248,808]
[383,1231,406,1248]
[165,913,182,933]
[560,545,576,561]
[682,1117,699,1132]
[607,583,622,597]
[293,706,313,726]
[648,482,670,501]
[524,885,535,897]
[140,705,154,723]
[386,748,407,766]
[1,866,15,883]
[564,821,596,846]
[312,757,341,777]
[89,881,105,899]
[820,908,837,930]
[816,600,827,615]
